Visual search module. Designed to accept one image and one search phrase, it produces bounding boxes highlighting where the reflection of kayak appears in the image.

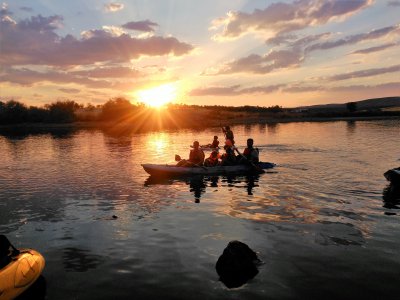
[0,249,45,300]
[384,167,400,185]
[142,162,275,177]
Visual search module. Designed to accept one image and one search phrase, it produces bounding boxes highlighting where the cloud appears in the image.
[122,20,158,32]
[305,24,400,52]
[388,1,400,7]
[71,66,143,78]
[190,85,241,96]
[20,6,34,12]
[190,84,283,96]
[208,49,304,75]
[59,88,80,94]
[190,80,400,97]
[350,43,398,54]
[212,0,372,40]
[0,67,113,88]
[0,67,162,91]
[209,24,399,75]
[0,13,194,67]
[104,2,124,12]
[327,64,400,81]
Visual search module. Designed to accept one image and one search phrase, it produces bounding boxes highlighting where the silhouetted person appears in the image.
[177,141,205,167]
[242,138,259,164]
[204,150,219,167]
[222,126,235,145]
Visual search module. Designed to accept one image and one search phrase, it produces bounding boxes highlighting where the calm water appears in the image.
[1,120,400,299]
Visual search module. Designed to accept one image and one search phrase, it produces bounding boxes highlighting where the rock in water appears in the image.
[215,240,260,288]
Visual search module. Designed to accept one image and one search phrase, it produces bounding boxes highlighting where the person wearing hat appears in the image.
[177,141,205,167]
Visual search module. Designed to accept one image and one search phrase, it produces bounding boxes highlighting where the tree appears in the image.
[45,100,81,123]
[100,97,134,121]
[346,102,357,113]
[0,100,28,123]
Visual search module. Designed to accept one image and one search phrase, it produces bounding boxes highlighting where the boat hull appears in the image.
[0,249,45,300]
[142,162,275,177]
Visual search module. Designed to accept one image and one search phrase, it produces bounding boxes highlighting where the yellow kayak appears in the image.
[0,249,45,300]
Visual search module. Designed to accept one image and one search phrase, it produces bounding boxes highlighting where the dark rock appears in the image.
[384,168,400,186]
[215,240,260,288]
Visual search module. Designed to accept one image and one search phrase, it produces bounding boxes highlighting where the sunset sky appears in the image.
[1,0,399,107]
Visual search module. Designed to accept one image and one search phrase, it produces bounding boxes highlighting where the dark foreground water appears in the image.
[1,120,400,300]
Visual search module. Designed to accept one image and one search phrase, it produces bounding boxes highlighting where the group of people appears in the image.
[177,126,259,168]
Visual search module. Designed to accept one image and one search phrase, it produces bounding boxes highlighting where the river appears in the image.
[1,120,399,299]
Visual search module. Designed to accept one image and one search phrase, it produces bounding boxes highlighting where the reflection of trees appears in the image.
[0,126,76,140]
[267,122,279,134]
[346,120,356,134]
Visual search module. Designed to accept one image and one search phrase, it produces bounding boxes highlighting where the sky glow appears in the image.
[0,0,399,107]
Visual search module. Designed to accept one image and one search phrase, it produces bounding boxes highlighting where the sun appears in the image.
[136,83,177,108]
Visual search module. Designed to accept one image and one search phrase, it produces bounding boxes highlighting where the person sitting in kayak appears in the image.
[177,141,205,167]
[222,126,235,145]
[221,146,237,166]
[204,150,220,167]
[241,138,259,164]
[209,136,219,148]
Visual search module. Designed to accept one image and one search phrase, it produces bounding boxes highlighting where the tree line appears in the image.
[0,98,285,124]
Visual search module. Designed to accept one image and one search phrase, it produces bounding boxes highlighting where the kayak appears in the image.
[142,162,275,177]
[190,145,220,151]
[0,249,45,300]
[384,167,400,185]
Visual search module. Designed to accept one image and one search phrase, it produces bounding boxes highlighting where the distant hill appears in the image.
[295,97,400,112]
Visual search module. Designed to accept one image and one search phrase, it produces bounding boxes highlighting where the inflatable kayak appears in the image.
[142,162,275,177]
[384,167,400,185]
[190,145,220,151]
[0,249,45,300]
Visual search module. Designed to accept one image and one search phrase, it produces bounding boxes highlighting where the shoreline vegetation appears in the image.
[1,97,399,134]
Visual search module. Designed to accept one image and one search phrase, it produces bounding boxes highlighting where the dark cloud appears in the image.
[0,13,194,67]
[388,1,400,7]
[210,49,304,75]
[305,25,400,52]
[190,84,283,96]
[350,43,398,54]
[190,85,241,96]
[190,81,400,97]
[59,88,80,94]
[213,0,372,39]
[210,24,399,75]
[20,6,34,12]
[327,64,400,81]
[0,68,112,88]
[0,67,158,91]
[122,20,158,32]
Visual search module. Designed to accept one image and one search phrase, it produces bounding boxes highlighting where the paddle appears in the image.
[175,154,207,170]
[233,147,264,173]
